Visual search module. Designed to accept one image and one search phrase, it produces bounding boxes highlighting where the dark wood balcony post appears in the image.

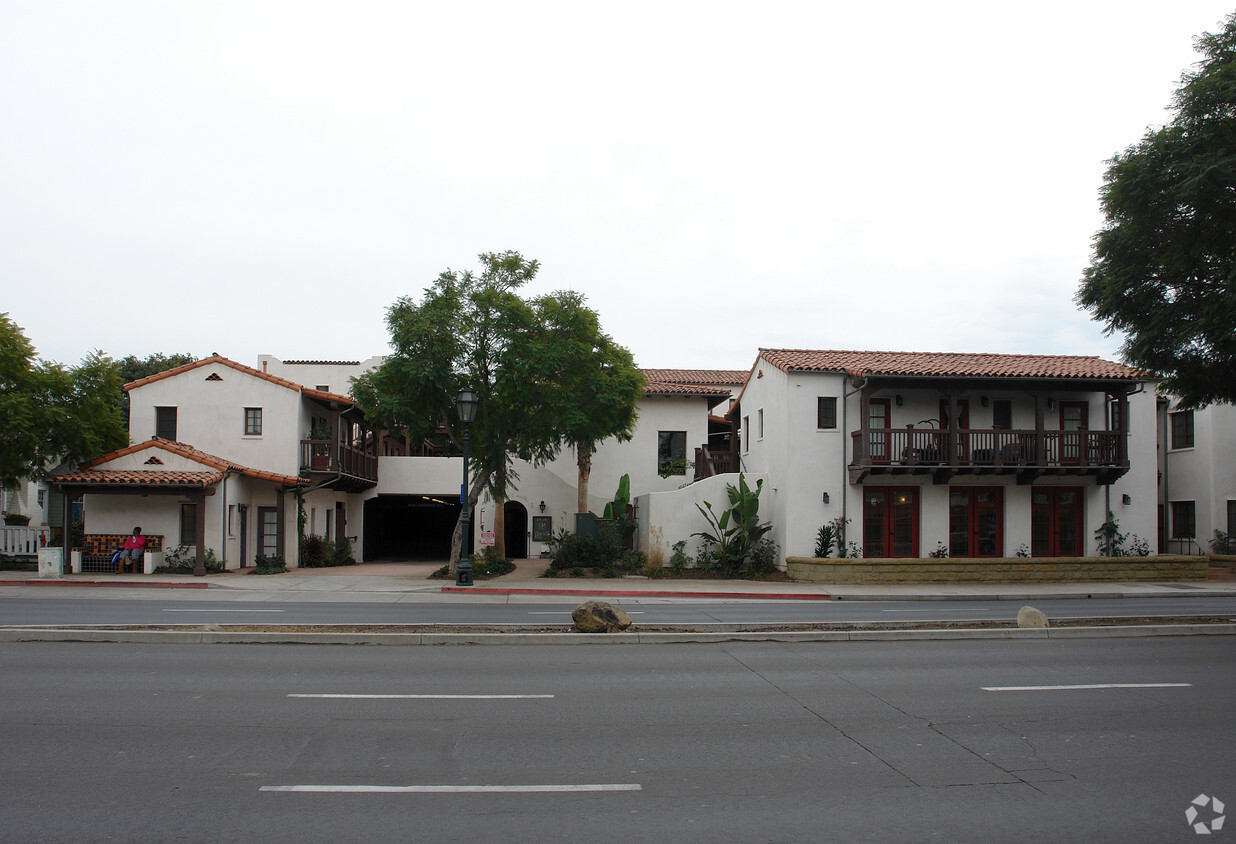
[858,390,871,462]
[1033,394,1046,465]
[1118,393,1130,463]
[945,394,959,466]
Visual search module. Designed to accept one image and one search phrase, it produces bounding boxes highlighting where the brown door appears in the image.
[1031,487,1083,556]
[1060,402,1088,465]
[940,399,970,461]
[869,399,891,464]
[863,487,919,557]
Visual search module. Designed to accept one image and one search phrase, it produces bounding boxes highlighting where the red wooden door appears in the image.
[1060,402,1088,465]
[869,399,891,464]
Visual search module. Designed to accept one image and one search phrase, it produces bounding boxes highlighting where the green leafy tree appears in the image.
[1077,12,1236,408]
[115,353,196,424]
[353,252,637,570]
[0,313,128,487]
[518,291,643,514]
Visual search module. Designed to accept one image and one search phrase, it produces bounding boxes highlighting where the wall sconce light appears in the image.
[895,395,903,406]
[539,500,546,513]
[1047,397,1055,410]
[980,395,989,407]
[1122,494,1132,505]
[822,492,830,504]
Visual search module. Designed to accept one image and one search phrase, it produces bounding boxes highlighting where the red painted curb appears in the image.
[441,586,831,600]
[0,580,210,589]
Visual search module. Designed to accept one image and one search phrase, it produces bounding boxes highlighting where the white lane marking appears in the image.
[880,609,976,613]
[158,610,283,617]
[261,784,640,793]
[288,694,554,699]
[982,683,1192,692]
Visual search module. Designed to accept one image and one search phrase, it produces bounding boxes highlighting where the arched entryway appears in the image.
[504,501,528,559]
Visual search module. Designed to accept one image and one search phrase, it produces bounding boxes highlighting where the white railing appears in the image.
[0,526,50,556]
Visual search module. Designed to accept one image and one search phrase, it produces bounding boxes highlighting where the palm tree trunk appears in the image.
[576,442,592,514]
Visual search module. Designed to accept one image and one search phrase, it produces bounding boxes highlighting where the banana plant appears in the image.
[694,474,771,574]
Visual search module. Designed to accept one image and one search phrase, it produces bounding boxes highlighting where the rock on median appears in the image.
[1017,606,1050,628]
[572,600,633,633]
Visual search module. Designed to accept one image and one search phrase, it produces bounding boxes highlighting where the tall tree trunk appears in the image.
[576,442,592,514]
[493,465,507,559]
[449,468,489,575]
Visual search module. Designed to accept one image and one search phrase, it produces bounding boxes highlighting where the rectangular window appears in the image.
[743,416,750,452]
[1172,501,1196,538]
[228,504,237,538]
[992,400,1012,430]
[757,409,764,440]
[658,431,688,476]
[949,487,1003,557]
[1228,500,1236,538]
[180,502,197,545]
[244,407,263,436]
[817,397,837,429]
[1108,401,1123,432]
[1170,411,1194,449]
[156,406,177,441]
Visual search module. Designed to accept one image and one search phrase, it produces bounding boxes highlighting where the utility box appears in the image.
[37,547,63,578]
[574,513,616,542]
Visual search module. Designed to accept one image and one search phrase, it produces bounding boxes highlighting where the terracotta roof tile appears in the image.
[757,349,1144,381]
[53,469,224,488]
[124,354,355,405]
[78,438,306,487]
[642,368,749,387]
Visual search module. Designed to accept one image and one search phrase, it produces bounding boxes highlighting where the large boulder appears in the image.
[572,600,633,633]
[1017,605,1050,628]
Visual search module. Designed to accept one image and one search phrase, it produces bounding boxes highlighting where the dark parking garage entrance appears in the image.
[363,494,471,562]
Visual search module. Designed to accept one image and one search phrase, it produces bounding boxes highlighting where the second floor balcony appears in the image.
[300,439,378,490]
[849,426,1128,485]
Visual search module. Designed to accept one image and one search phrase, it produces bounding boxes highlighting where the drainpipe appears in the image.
[841,372,870,540]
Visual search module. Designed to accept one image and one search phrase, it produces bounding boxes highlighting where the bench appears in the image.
[74,534,165,574]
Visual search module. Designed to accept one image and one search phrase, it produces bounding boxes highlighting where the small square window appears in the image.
[244,407,263,436]
[155,406,177,441]
[817,397,837,429]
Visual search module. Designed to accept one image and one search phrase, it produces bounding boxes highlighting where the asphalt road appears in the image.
[1,593,1235,627]
[2,638,1233,842]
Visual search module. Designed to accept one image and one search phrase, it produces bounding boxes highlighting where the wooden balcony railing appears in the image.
[694,446,739,481]
[850,428,1127,483]
[300,440,378,484]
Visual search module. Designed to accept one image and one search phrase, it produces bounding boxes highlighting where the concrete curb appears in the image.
[440,586,832,600]
[0,579,210,589]
[0,624,1231,645]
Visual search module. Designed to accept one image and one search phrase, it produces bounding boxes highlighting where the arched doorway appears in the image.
[504,501,528,559]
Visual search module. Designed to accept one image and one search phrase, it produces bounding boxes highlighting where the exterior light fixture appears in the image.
[1122,494,1132,505]
[822,492,830,504]
[895,395,903,406]
[539,500,546,513]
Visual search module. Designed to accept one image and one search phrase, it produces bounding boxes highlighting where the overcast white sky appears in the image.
[2,1,1231,375]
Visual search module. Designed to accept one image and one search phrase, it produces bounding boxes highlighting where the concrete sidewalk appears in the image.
[2,558,1235,602]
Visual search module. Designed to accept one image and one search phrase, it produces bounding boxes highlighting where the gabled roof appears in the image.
[124,354,355,404]
[756,349,1144,381]
[67,438,306,487]
[642,369,749,387]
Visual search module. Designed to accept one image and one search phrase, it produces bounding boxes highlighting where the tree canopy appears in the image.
[114,352,197,424]
[1076,12,1236,407]
[352,252,642,568]
[0,313,128,488]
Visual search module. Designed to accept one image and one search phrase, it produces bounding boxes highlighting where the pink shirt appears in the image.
[124,534,147,551]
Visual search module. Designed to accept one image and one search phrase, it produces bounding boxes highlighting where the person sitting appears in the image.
[121,527,147,573]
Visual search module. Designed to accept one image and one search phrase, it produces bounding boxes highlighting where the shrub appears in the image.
[668,540,690,575]
[250,554,288,574]
[1094,512,1151,557]
[814,524,837,558]
[693,474,773,576]
[928,542,948,558]
[545,527,624,572]
[301,534,328,568]
[747,538,779,576]
[157,545,223,574]
[1211,530,1234,555]
[325,536,355,567]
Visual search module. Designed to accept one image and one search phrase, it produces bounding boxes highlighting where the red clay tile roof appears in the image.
[124,354,355,404]
[53,469,224,488]
[642,368,749,387]
[757,349,1144,381]
[76,438,306,487]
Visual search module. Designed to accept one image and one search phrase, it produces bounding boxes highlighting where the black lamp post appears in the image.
[455,387,479,586]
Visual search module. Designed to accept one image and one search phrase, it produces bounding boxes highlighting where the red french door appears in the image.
[1031,487,1084,556]
[869,399,891,464]
[1060,402,1088,465]
[863,487,919,557]
[949,487,1003,557]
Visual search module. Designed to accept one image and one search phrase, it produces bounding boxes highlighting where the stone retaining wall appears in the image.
[784,555,1208,584]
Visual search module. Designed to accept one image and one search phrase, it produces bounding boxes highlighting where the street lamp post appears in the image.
[455,387,479,586]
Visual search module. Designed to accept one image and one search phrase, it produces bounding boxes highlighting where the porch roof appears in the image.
[52,469,223,489]
[74,438,307,487]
